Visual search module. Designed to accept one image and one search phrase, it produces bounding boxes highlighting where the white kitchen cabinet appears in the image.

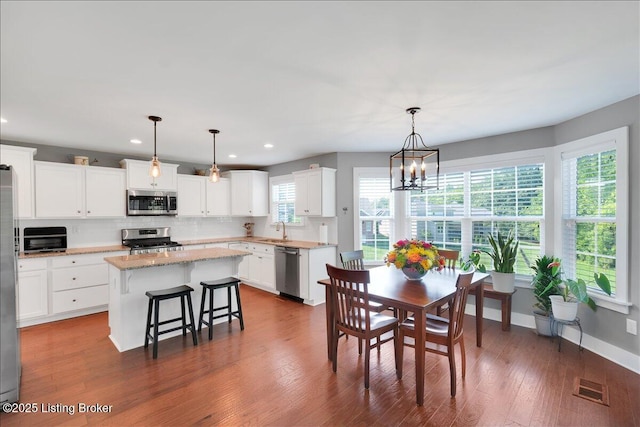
[228,242,250,279]
[227,242,275,291]
[206,178,230,216]
[293,167,336,216]
[50,253,110,314]
[84,167,126,217]
[177,175,206,216]
[16,258,48,321]
[223,170,268,216]
[0,144,36,218]
[177,175,230,217]
[35,162,125,218]
[299,246,336,306]
[120,158,178,191]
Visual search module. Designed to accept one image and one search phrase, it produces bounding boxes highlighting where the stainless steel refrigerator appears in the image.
[0,165,20,403]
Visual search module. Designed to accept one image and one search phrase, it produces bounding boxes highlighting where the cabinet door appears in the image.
[206,178,230,216]
[229,172,251,216]
[305,171,323,215]
[177,175,206,216]
[35,162,84,217]
[249,172,269,216]
[294,172,310,215]
[259,253,275,290]
[0,145,36,218]
[17,269,48,320]
[85,167,126,217]
[228,243,250,279]
[123,160,178,191]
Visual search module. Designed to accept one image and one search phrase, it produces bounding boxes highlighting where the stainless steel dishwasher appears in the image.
[275,246,301,300]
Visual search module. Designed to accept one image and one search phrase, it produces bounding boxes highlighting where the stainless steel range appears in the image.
[122,227,183,255]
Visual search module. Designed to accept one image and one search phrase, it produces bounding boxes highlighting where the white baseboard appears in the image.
[465,304,640,375]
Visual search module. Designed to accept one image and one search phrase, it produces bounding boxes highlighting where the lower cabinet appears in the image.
[17,251,126,327]
[228,242,275,292]
[17,258,48,321]
[299,246,336,306]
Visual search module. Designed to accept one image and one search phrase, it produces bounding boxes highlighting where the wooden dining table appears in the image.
[318,265,489,406]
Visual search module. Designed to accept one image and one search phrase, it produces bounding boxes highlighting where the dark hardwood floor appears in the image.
[1,285,638,426]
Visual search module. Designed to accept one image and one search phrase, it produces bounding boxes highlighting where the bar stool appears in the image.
[144,285,198,359]
[198,277,245,340]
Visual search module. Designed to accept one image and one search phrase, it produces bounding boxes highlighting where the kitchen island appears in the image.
[104,247,250,352]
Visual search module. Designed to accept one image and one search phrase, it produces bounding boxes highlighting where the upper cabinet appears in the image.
[176,175,230,217]
[293,167,336,217]
[223,170,268,216]
[119,159,178,191]
[35,162,126,218]
[0,145,37,218]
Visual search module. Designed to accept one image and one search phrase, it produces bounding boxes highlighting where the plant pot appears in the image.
[491,272,515,293]
[549,295,578,321]
[533,311,553,336]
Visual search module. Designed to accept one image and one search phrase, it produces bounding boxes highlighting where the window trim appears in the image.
[269,174,304,227]
[554,126,630,314]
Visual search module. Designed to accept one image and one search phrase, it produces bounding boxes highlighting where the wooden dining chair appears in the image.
[435,248,460,316]
[325,264,399,390]
[396,269,475,397]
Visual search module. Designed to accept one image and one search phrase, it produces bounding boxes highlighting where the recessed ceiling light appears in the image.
[0,117,7,123]
[228,154,237,159]
[130,139,142,144]
[264,143,273,148]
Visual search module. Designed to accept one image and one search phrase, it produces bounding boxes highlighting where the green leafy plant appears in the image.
[483,231,519,273]
[459,250,486,272]
[530,255,562,315]
[560,273,612,311]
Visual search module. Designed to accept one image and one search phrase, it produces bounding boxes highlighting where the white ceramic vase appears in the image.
[549,295,578,321]
[491,271,515,293]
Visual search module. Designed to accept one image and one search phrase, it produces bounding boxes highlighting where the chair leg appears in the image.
[448,344,457,397]
[180,295,187,336]
[364,338,371,389]
[459,338,466,378]
[358,338,363,355]
[234,283,245,330]
[393,327,399,372]
[376,336,381,352]
[198,287,206,332]
[186,293,198,346]
[332,327,339,373]
[152,299,160,359]
[144,298,153,348]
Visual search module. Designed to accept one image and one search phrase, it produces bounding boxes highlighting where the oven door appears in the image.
[127,190,177,216]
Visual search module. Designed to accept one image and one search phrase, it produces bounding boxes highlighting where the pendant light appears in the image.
[148,115,162,178]
[209,129,220,183]
[389,107,439,191]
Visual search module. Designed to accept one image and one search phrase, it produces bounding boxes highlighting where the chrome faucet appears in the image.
[276,221,287,241]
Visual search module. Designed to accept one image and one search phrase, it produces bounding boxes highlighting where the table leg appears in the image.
[475,281,484,347]
[325,285,333,361]
[414,308,426,406]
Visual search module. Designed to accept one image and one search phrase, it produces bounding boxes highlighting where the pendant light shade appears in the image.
[209,129,220,183]
[389,107,439,192]
[148,115,162,178]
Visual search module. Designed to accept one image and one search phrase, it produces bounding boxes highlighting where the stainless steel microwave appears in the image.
[126,190,178,216]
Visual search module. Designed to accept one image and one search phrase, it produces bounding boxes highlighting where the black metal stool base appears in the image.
[144,285,198,359]
[198,277,245,340]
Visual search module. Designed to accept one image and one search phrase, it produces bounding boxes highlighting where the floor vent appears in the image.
[573,377,609,406]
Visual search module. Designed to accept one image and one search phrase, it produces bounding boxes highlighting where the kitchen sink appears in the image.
[257,238,291,244]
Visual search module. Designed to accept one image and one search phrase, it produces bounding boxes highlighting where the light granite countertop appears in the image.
[19,236,335,259]
[104,247,251,271]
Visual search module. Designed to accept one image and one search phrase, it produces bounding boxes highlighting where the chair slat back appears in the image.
[438,249,459,269]
[326,264,371,334]
[340,250,365,270]
[448,270,475,340]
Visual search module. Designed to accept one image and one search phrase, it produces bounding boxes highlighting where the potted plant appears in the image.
[530,255,562,335]
[549,268,611,321]
[483,231,519,293]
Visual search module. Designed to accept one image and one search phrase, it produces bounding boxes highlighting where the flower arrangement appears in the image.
[384,239,444,277]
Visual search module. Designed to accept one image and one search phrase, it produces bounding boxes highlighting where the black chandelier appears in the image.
[389,107,439,192]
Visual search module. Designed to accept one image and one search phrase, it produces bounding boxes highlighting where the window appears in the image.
[354,169,394,264]
[469,164,544,275]
[270,175,302,225]
[409,172,464,252]
[558,127,629,312]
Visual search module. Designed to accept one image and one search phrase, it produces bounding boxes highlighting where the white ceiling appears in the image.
[1,1,638,167]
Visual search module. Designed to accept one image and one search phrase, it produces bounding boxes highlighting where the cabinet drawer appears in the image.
[51,253,106,268]
[52,285,109,314]
[51,264,108,291]
[18,258,48,271]
[249,244,274,255]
